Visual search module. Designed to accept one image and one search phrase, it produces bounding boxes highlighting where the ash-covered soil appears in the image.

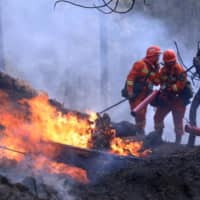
[0,175,43,200]
[71,144,200,200]
[1,143,200,200]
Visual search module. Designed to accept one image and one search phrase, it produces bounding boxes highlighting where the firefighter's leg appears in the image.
[129,97,146,135]
[153,105,171,137]
[142,106,169,148]
[134,105,147,135]
[172,99,186,144]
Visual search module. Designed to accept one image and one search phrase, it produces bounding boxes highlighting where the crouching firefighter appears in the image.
[151,49,193,144]
[122,45,161,135]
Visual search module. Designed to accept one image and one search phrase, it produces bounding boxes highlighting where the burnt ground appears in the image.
[71,144,200,200]
[1,71,200,200]
[0,175,42,200]
[1,143,200,200]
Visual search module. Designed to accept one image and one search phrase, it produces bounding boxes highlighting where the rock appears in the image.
[112,121,137,137]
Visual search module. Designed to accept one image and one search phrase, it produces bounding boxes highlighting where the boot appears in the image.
[147,128,163,139]
[175,135,182,144]
[143,129,163,148]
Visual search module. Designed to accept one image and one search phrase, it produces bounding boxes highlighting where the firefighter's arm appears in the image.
[169,68,187,93]
[126,62,141,95]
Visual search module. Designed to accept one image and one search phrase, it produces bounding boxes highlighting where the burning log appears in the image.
[0,140,143,182]
[40,141,142,182]
[34,140,147,182]
[0,71,150,183]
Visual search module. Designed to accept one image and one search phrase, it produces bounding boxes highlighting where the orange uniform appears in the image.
[126,58,160,132]
[125,45,161,135]
[154,52,187,139]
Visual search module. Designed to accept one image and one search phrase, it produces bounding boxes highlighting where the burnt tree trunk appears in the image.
[100,14,109,106]
[188,88,200,146]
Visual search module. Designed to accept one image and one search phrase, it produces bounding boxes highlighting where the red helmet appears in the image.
[146,45,161,57]
[163,49,177,63]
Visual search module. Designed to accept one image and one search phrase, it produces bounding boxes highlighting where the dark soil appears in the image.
[71,145,200,200]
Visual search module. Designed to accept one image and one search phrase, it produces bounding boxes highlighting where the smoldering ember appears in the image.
[1,1,200,200]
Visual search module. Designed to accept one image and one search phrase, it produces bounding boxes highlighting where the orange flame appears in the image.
[0,87,150,183]
[110,137,151,157]
[0,90,95,182]
[33,156,89,184]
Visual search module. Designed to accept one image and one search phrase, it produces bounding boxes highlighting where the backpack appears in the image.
[180,81,193,105]
[121,82,129,98]
[121,81,146,98]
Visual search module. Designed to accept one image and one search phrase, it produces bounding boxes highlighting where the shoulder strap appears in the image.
[143,62,153,82]
[144,69,152,82]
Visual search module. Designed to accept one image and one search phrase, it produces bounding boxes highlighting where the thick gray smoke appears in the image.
[1,1,198,142]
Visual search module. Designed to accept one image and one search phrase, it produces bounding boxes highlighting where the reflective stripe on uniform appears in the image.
[172,84,178,92]
[141,67,149,74]
[150,72,156,76]
[127,80,134,86]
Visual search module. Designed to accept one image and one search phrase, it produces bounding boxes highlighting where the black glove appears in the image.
[121,88,128,98]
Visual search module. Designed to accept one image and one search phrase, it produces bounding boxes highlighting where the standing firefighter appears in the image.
[153,49,188,144]
[123,45,161,135]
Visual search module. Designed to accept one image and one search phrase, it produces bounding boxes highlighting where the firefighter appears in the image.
[124,45,161,135]
[153,49,187,144]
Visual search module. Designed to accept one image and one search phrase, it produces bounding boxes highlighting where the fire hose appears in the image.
[131,90,159,116]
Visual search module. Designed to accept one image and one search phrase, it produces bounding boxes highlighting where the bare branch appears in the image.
[174,41,187,69]
[96,0,135,14]
[54,0,140,14]
[95,0,116,14]
[54,0,113,10]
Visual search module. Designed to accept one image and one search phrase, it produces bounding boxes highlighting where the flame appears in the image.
[20,94,94,148]
[0,92,94,150]
[33,156,89,184]
[0,90,95,182]
[0,86,150,183]
[110,137,151,157]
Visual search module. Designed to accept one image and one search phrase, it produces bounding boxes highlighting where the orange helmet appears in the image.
[163,49,177,63]
[146,45,161,57]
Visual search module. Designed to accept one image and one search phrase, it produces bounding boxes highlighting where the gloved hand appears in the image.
[121,88,128,98]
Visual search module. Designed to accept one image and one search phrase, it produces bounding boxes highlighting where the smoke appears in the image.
[1,1,198,142]
[0,155,76,200]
